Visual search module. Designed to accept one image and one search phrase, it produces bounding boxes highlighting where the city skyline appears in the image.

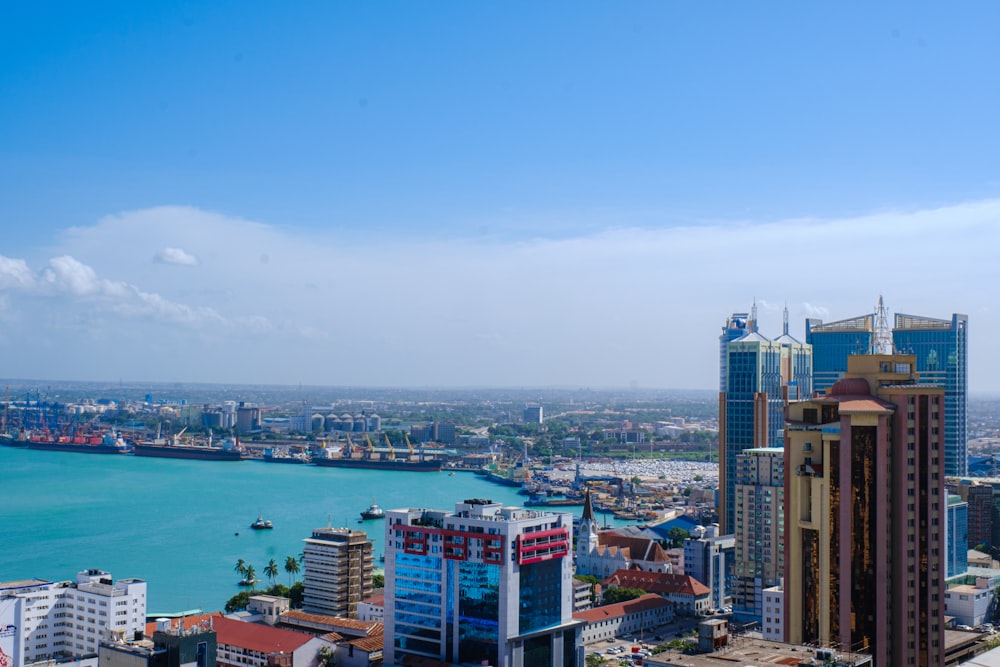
[2,4,999,390]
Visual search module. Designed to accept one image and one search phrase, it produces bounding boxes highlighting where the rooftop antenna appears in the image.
[783,303,789,336]
[750,299,758,333]
[871,295,893,354]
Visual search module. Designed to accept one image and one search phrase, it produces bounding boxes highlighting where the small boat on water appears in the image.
[250,514,273,530]
[238,577,257,586]
[360,498,385,520]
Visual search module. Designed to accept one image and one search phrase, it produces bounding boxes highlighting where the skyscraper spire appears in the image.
[751,299,758,333]
[783,303,789,336]
[871,295,893,354]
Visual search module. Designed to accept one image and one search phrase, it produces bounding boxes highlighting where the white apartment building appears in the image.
[384,498,581,667]
[0,570,146,667]
[761,583,784,641]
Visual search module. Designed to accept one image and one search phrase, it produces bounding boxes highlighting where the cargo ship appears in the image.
[133,431,245,461]
[311,434,442,472]
[14,429,132,454]
[312,453,442,472]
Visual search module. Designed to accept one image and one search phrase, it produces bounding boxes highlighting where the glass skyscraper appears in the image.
[946,493,969,579]
[807,306,968,477]
[805,314,873,395]
[893,313,969,477]
[719,307,811,534]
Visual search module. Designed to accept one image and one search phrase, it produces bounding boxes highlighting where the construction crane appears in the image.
[364,433,377,460]
[383,433,396,461]
[404,432,416,460]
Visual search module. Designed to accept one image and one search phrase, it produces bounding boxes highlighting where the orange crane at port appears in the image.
[383,433,396,461]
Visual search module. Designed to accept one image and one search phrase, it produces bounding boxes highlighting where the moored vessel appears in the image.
[134,431,245,461]
[312,455,442,472]
[360,498,385,520]
[250,514,273,529]
[17,429,131,454]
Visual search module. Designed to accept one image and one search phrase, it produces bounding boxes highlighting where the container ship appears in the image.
[133,431,245,462]
[11,429,132,454]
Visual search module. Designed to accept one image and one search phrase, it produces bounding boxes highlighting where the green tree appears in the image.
[585,653,605,667]
[601,587,646,605]
[234,558,247,577]
[264,559,279,585]
[288,581,305,608]
[244,564,256,589]
[225,591,251,613]
[284,555,301,586]
[318,645,336,667]
[667,527,690,548]
[373,573,385,589]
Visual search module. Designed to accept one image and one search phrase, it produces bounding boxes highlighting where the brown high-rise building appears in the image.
[784,354,944,667]
[954,482,994,551]
[302,527,374,618]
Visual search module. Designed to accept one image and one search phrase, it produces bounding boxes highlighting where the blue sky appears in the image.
[1,3,998,390]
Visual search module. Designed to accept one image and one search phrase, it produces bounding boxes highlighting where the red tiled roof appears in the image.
[212,616,315,653]
[573,594,670,624]
[347,635,384,654]
[600,534,670,563]
[280,610,380,634]
[603,569,710,597]
[363,593,385,607]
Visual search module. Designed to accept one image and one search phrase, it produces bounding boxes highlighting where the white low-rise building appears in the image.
[761,584,784,641]
[0,569,146,667]
[946,577,996,628]
[572,594,672,645]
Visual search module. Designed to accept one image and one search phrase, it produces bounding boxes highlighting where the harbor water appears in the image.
[0,447,631,613]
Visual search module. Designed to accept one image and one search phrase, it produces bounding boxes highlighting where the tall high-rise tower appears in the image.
[808,301,968,476]
[302,527,374,618]
[732,447,785,621]
[784,354,945,666]
[718,305,811,533]
[893,312,968,476]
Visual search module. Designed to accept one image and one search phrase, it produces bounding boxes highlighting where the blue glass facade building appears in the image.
[384,499,579,667]
[805,315,874,395]
[807,309,968,477]
[946,493,969,579]
[719,310,811,534]
[893,313,969,477]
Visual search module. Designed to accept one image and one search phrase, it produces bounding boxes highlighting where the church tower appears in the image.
[577,487,600,560]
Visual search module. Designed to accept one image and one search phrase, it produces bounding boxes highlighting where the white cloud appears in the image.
[155,247,199,266]
[0,256,36,290]
[2,200,998,389]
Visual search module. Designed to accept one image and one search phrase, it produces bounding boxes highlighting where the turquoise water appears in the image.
[0,447,626,613]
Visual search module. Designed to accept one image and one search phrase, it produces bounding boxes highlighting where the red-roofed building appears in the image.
[576,490,674,579]
[603,569,711,616]
[211,615,335,667]
[572,594,672,644]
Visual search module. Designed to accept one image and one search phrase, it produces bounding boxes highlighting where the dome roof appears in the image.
[829,377,870,396]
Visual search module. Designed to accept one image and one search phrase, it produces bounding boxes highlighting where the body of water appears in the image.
[0,447,630,613]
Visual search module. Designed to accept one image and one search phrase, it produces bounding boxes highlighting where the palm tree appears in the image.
[284,555,301,586]
[234,558,247,577]
[264,558,279,586]
[244,564,257,589]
